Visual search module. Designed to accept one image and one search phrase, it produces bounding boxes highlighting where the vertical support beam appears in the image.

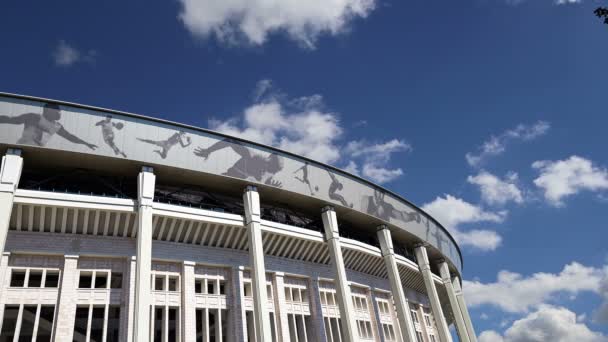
[321,206,358,342]
[230,266,247,342]
[243,185,272,342]
[308,277,328,342]
[377,226,417,342]
[0,149,23,256]
[182,261,196,342]
[414,245,452,342]
[438,262,470,342]
[273,272,292,342]
[0,252,11,333]
[134,166,155,342]
[123,256,137,342]
[452,278,477,342]
[53,255,79,342]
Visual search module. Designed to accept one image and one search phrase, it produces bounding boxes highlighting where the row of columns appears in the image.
[0,150,477,342]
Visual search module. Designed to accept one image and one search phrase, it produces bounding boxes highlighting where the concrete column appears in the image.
[134,166,155,342]
[53,255,79,342]
[414,245,451,342]
[452,278,477,342]
[243,185,272,342]
[182,261,196,342]
[377,226,417,342]
[231,266,247,342]
[273,272,291,342]
[123,256,137,342]
[0,252,10,330]
[321,206,358,342]
[0,149,23,257]
[438,262,470,342]
[308,277,328,342]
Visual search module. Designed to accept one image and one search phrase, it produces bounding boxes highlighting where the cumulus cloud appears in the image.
[466,121,550,167]
[468,171,523,206]
[556,0,583,4]
[177,0,377,48]
[594,273,608,324]
[478,306,608,342]
[464,262,605,313]
[532,155,608,206]
[209,80,410,183]
[345,139,411,183]
[422,195,506,251]
[52,40,96,67]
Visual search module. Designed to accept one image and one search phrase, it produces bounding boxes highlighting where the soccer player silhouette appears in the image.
[362,190,421,223]
[96,115,127,157]
[327,170,353,208]
[194,138,284,187]
[294,163,318,195]
[0,103,97,150]
[137,131,191,159]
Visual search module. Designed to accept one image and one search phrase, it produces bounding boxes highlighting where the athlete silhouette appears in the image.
[327,170,352,208]
[0,103,97,150]
[362,190,421,223]
[137,131,191,159]
[96,115,127,157]
[294,163,318,195]
[194,138,284,187]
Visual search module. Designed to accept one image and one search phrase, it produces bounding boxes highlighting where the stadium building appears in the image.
[0,92,477,342]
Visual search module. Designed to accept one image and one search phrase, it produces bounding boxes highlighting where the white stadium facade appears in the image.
[0,92,477,342]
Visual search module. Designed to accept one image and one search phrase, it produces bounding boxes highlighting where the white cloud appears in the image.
[345,139,411,183]
[479,306,608,342]
[209,80,410,184]
[468,171,523,206]
[556,0,583,4]
[422,195,506,251]
[532,156,608,206]
[210,98,342,164]
[594,273,608,324]
[464,262,605,313]
[466,121,550,167]
[52,40,96,67]
[479,330,504,342]
[177,0,377,48]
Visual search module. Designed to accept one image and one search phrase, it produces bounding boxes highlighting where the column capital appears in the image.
[0,150,23,193]
[376,226,394,257]
[321,205,335,213]
[6,148,22,156]
[244,185,258,193]
[137,166,156,207]
[64,254,80,260]
[183,260,196,267]
[375,224,389,232]
[2,251,10,257]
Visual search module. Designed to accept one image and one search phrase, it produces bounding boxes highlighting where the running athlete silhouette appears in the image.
[327,170,353,208]
[137,131,191,159]
[294,163,318,195]
[0,103,97,150]
[362,190,421,223]
[96,115,127,157]
[194,138,284,187]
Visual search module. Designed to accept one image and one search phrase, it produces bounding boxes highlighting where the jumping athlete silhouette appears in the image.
[0,103,97,150]
[137,131,191,159]
[327,170,353,208]
[294,163,318,195]
[194,138,284,187]
[362,190,421,223]
[96,115,127,157]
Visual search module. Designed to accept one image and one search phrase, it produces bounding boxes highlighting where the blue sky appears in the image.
[1,0,607,340]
